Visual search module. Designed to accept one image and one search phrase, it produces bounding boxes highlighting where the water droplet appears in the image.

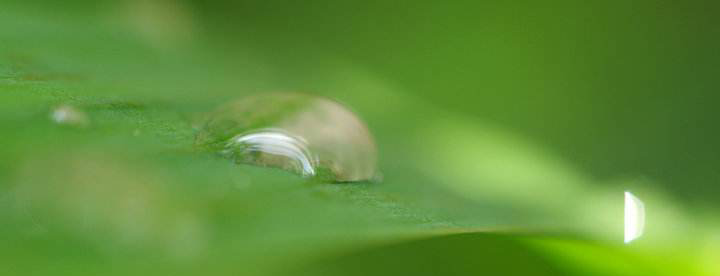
[50,104,89,127]
[196,93,378,182]
[624,191,645,244]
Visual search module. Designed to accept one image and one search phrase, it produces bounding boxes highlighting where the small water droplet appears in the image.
[624,191,645,244]
[196,93,378,182]
[50,104,89,127]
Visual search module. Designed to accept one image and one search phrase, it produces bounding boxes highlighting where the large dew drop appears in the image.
[195,93,378,182]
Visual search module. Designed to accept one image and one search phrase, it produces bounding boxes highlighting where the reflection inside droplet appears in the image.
[223,129,317,177]
[196,93,378,182]
[624,191,645,244]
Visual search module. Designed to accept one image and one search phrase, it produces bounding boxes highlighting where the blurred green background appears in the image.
[194,0,720,207]
[1,0,719,275]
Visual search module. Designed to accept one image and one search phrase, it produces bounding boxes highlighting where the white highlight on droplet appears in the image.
[624,191,645,244]
[225,130,317,177]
